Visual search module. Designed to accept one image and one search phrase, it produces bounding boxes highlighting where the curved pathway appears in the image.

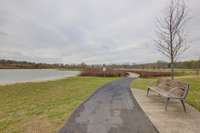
[59,77,159,133]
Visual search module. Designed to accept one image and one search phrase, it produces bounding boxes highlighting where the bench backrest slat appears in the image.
[157,78,189,99]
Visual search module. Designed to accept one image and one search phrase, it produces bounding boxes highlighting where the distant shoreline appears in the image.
[0,59,82,70]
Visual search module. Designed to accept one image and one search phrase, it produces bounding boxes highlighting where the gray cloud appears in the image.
[0,0,199,64]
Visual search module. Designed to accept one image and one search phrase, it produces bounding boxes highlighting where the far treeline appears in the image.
[131,60,200,70]
[0,59,85,70]
[0,59,200,70]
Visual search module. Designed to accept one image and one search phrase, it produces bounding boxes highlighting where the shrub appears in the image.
[127,70,171,78]
[80,69,128,77]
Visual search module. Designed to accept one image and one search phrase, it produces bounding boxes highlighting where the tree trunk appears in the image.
[171,60,174,80]
[169,12,174,80]
[170,32,174,79]
[197,59,200,75]
[170,40,174,79]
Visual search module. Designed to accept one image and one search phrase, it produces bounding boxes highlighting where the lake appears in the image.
[0,69,80,84]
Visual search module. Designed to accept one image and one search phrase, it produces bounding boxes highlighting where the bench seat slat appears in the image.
[148,87,184,99]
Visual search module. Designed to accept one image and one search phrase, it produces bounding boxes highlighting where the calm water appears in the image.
[0,69,80,84]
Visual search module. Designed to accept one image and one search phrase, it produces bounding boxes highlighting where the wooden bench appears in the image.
[147,78,190,112]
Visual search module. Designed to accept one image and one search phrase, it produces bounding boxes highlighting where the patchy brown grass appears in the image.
[0,76,117,133]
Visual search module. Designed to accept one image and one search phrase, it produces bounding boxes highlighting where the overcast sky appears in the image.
[0,0,199,64]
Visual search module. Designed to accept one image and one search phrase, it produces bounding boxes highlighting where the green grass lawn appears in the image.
[0,76,117,133]
[130,68,199,76]
[131,76,200,111]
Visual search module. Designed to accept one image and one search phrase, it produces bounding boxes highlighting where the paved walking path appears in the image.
[59,78,159,133]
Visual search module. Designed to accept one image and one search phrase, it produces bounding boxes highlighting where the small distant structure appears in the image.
[102,64,106,77]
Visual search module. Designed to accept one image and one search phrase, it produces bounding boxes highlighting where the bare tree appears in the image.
[155,0,189,79]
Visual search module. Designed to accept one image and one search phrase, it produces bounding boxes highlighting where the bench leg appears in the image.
[180,100,186,112]
[147,88,150,96]
[165,98,170,111]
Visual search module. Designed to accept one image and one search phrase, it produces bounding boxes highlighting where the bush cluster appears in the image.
[127,70,171,78]
[80,69,128,77]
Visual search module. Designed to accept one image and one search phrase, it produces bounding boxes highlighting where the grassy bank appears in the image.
[131,76,200,111]
[0,76,117,133]
[118,68,199,78]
